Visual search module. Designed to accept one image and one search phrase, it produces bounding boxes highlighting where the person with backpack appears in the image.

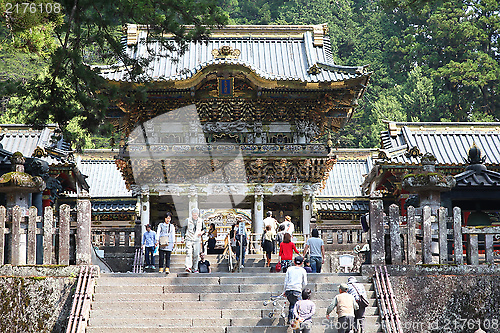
[347,276,369,333]
[262,224,276,267]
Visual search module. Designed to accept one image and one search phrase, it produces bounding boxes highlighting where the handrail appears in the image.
[66,266,96,333]
[132,247,144,273]
[374,266,403,333]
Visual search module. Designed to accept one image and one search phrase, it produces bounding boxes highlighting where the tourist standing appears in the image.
[326,283,358,333]
[235,218,248,268]
[142,224,157,270]
[207,223,217,254]
[347,276,368,333]
[263,211,279,253]
[229,223,237,254]
[293,288,315,333]
[184,208,205,273]
[157,212,175,274]
[282,256,307,325]
[279,232,300,273]
[303,229,325,273]
[263,224,276,267]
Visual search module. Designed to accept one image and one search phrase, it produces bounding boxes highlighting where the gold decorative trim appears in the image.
[212,46,241,59]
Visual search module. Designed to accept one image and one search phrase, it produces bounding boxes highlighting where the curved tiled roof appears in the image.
[318,158,372,197]
[379,122,500,165]
[77,159,132,197]
[97,25,368,84]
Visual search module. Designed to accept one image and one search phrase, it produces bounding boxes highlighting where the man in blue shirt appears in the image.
[303,229,325,273]
[142,224,157,269]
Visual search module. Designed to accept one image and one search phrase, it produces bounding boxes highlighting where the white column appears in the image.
[140,187,150,236]
[302,185,313,236]
[253,185,264,235]
[188,185,198,215]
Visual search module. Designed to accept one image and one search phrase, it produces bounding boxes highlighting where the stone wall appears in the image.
[0,266,87,333]
[391,274,500,333]
[363,266,500,333]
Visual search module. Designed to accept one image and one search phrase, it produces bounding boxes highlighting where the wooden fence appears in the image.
[0,201,92,266]
[370,200,500,265]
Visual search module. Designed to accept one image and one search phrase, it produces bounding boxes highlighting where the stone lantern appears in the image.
[402,153,456,214]
[0,152,46,264]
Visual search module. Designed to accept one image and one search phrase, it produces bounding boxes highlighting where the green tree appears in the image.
[386,0,500,122]
[1,0,228,149]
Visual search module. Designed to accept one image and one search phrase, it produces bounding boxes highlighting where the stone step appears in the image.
[87,316,382,333]
[94,291,373,302]
[94,284,375,296]
[96,274,371,286]
[91,299,379,312]
[89,307,379,319]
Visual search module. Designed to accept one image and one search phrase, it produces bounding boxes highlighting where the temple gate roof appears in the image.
[97,24,369,86]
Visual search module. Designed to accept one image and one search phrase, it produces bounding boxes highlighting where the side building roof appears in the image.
[315,154,373,216]
[378,122,500,165]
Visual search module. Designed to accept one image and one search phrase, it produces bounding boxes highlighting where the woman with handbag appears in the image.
[157,212,176,274]
[279,232,300,273]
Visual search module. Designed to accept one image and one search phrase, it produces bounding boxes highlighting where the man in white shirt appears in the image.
[282,256,307,325]
[184,208,205,273]
[263,211,279,231]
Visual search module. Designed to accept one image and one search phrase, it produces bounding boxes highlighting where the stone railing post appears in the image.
[453,207,463,264]
[59,204,70,265]
[485,234,494,264]
[0,206,5,265]
[76,191,92,265]
[27,206,37,265]
[422,206,432,264]
[370,199,385,265]
[389,204,402,264]
[11,205,22,265]
[406,206,417,264]
[467,234,479,265]
[134,220,142,247]
[43,206,54,265]
[438,207,448,264]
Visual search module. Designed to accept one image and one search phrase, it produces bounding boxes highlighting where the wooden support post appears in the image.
[11,206,22,265]
[422,206,432,264]
[485,234,494,264]
[0,206,5,265]
[76,195,92,265]
[370,199,385,265]
[59,204,70,265]
[453,207,463,265]
[27,206,37,265]
[43,206,54,265]
[467,234,479,265]
[406,206,417,265]
[438,207,448,264]
[389,204,402,264]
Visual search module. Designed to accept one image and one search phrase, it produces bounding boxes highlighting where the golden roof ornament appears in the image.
[212,46,241,59]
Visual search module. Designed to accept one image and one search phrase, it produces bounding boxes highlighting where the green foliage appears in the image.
[1,0,228,150]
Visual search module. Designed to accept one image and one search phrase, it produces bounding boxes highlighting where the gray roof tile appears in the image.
[97,27,367,83]
[380,123,500,165]
[318,159,371,197]
[77,160,132,198]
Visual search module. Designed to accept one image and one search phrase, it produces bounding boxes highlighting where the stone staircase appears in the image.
[87,254,381,333]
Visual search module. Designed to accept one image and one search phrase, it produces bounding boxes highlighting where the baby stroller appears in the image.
[263,294,287,319]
